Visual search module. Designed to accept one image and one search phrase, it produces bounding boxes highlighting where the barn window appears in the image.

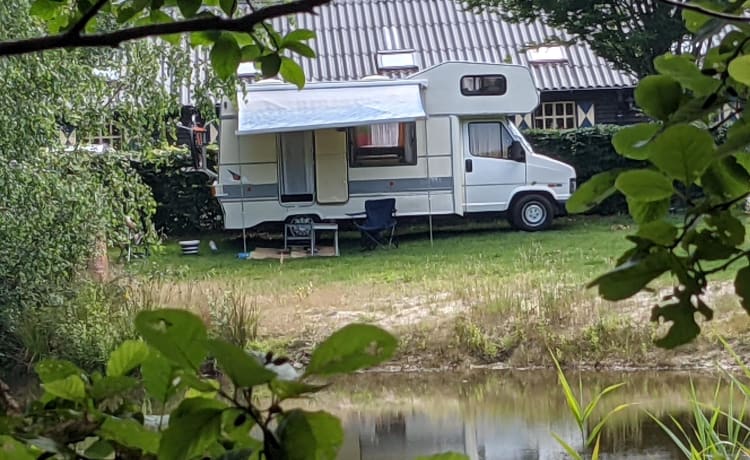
[460,75,507,96]
[533,102,576,130]
[349,122,417,167]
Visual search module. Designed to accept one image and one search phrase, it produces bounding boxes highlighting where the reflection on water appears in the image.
[311,370,739,460]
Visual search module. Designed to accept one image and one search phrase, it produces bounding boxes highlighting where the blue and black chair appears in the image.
[348,198,398,250]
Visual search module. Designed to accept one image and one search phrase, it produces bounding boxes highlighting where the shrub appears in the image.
[525,125,646,214]
[132,145,223,236]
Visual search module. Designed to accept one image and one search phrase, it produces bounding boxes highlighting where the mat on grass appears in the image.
[250,246,336,260]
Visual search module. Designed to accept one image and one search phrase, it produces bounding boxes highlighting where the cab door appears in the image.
[463,121,526,213]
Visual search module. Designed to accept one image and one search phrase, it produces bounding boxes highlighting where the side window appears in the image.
[460,75,507,96]
[349,122,417,167]
[468,122,515,159]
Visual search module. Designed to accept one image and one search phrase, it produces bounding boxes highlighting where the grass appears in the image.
[115,214,750,369]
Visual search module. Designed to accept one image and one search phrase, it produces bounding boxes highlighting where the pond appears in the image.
[314,370,741,460]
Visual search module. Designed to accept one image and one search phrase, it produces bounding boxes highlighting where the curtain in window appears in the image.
[370,123,400,147]
[469,123,504,157]
[280,132,314,196]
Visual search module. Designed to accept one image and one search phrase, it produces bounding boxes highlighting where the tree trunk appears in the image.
[87,233,109,282]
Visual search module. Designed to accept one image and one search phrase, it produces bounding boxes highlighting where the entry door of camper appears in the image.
[278,131,315,203]
[463,121,526,213]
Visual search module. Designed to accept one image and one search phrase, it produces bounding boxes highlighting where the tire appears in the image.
[286,215,319,237]
[510,194,554,232]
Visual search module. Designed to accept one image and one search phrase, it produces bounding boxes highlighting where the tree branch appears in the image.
[0,0,330,57]
[69,0,110,36]
[658,0,750,23]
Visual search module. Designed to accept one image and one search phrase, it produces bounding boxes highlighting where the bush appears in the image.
[132,145,223,236]
[0,148,156,368]
[525,125,646,214]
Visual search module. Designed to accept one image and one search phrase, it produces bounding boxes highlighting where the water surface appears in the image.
[315,370,739,460]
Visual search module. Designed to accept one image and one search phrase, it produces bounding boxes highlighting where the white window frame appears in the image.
[348,122,417,167]
[533,101,577,130]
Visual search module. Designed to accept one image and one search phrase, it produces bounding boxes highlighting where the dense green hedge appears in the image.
[525,125,644,214]
[131,146,223,236]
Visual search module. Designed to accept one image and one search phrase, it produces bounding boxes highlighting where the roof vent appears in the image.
[361,75,390,81]
[254,78,285,85]
[376,50,418,71]
[237,62,259,78]
[526,45,568,64]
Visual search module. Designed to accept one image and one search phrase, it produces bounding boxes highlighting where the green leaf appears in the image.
[736,266,750,315]
[282,29,316,44]
[627,197,671,225]
[692,230,738,261]
[654,53,720,95]
[240,45,260,62]
[83,440,114,460]
[191,31,220,47]
[99,416,160,455]
[116,0,149,23]
[185,378,220,399]
[29,0,65,20]
[588,250,672,301]
[35,360,83,383]
[280,57,306,89]
[615,170,674,202]
[260,54,282,78]
[285,42,316,59]
[635,75,682,121]
[221,409,260,449]
[43,375,86,401]
[566,170,620,214]
[305,324,397,376]
[683,8,712,34]
[90,376,137,400]
[648,124,715,184]
[107,340,149,377]
[258,53,281,78]
[269,379,329,401]
[636,220,678,246]
[277,410,343,460]
[216,449,256,460]
[612,123,659,160]
[0,436,37,460]
[211,34,242,80]
[729,55,750,87]
[414,454,470,460]
[700,156,750,200]
[652,300,701,348]
[141,350,174,402]
[205,339,275,388]
[158,398,226,460]
[220,0,236,15]
[177,0,201,17]
[135,309,207,371]
[706,211,746,246]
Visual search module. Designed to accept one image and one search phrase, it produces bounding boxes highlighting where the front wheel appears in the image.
[510,194,553,232]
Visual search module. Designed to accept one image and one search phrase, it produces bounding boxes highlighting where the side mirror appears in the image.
[509,140,526,162]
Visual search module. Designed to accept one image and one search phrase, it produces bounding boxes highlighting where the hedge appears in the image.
[524,125,642,214]
[131,146,223,236]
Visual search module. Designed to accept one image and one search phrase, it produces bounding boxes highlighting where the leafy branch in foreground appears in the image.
[567,0,750,348]
[0,0,325,83]
[0,309,398,459]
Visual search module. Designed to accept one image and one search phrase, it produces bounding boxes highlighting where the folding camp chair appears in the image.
[348,198,398,250]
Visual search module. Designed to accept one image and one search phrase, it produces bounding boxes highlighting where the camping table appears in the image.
[311,223,339,256]
[284,223,340,256]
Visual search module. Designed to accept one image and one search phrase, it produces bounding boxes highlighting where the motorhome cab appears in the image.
[214,61,576,232]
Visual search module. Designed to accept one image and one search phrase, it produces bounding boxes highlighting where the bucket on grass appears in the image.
[178,240,200,255]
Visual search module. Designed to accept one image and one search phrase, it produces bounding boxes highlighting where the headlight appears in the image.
[569,178,577,193]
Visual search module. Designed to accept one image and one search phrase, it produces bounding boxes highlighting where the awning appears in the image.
[237,82,426,135]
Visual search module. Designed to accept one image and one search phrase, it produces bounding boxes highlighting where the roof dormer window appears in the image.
[376,50,417,71]
[526,45,568,64]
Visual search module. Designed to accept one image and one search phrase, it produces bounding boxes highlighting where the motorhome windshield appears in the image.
[507,121,535,154]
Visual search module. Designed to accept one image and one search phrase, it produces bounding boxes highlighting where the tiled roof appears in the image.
[271,0,639,91]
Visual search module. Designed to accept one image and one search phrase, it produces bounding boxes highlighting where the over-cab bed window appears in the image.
[348,122,417,167]
[460,75,507,96]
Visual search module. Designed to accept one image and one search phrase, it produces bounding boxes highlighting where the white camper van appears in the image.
[214,61,576,232]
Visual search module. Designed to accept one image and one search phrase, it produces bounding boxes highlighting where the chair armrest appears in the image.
[346,211,367,217]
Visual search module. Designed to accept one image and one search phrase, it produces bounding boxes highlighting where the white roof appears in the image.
[236,81,426,135]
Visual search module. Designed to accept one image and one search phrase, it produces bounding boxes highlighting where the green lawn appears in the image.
[126,216,636,289]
